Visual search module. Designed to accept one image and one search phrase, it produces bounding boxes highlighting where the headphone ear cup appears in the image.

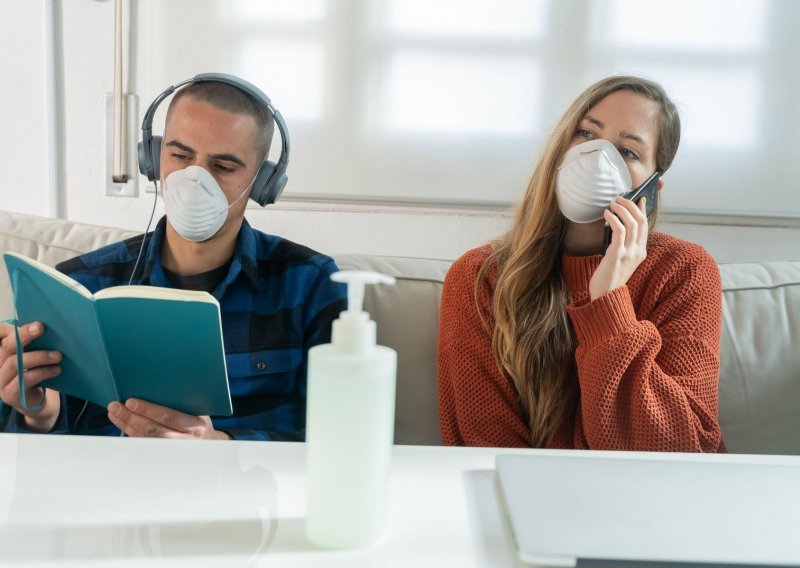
[150,136,163,181]
[137,141,147,177]
[137,136,162,181]
[267,172,288,204]
[250,161,277,206]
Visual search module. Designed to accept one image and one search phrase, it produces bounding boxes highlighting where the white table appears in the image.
[1,433,798,567]
[0,433,526,568]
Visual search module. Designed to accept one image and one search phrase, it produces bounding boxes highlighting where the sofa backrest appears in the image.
[1,210,798,454]
[0,210,136,319]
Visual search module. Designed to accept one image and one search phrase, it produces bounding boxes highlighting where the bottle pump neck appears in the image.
[330,270,395,354]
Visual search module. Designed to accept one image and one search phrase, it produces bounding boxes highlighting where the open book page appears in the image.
[3,252,118,405]
[3,252,92,299]
[96,296,231,416]
[95,285,217,303]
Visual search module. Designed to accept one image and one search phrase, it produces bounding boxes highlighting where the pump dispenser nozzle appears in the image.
[330,271,395,354]
[332,271,395,316]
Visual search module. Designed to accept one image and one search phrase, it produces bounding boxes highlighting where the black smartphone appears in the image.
[602,171,660,253]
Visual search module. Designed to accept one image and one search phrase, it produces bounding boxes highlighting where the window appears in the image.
[148,0,800,217]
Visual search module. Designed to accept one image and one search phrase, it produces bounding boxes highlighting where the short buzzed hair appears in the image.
[165,81,275,161]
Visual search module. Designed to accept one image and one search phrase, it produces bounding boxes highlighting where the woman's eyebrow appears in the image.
[620,131,645,145]
[582,116,647,146]
[582,116,604,129]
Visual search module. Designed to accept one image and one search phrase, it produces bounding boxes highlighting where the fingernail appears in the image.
[29,323,41,334]
[108,402,121,417]
[48,351,60,361]
[126,399,137,411]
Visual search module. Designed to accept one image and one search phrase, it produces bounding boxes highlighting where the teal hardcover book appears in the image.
[3,252,233,417]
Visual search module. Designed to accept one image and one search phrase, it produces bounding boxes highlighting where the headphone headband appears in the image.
[137,73,290,206]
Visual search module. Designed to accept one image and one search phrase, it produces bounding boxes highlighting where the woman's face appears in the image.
[568,89,660,189]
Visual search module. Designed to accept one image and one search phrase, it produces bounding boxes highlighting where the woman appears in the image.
[438,76,725,452]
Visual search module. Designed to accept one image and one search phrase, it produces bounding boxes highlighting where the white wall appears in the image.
[0,0,515,260]
[0,0,50,216]
[1,0,798,264]
[0,0,509,260]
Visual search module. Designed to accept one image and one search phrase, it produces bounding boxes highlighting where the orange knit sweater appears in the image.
[438,232,726,452]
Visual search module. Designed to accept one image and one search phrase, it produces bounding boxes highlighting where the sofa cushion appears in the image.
[718,262,800,455]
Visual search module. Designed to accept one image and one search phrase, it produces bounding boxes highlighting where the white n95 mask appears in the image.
[555,139,632,223]
[163,165,250,242]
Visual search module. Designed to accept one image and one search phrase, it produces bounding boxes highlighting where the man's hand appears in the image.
[107,398,231,440]
[589,196,649,301]
[0,321,62,432]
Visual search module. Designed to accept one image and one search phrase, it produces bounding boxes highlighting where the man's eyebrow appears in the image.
[165,140,247,168]
[209,153,247,168]
[165,140,194,153]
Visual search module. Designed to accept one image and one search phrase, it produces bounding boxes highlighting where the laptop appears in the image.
[495,452,800,567]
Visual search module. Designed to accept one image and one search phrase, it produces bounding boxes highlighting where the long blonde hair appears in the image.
[480,76,681,446]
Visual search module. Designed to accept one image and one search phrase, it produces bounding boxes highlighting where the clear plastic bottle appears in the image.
[305,270,397,548]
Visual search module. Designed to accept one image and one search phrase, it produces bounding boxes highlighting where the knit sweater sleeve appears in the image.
[566,247,724,452]
[437,247,532,447]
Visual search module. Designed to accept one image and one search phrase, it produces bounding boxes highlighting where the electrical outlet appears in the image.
[104,93,139,197]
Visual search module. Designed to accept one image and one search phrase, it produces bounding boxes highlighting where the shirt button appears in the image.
[256,362,267,371]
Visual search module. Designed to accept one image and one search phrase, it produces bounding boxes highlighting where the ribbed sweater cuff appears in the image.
[567,285,638,346]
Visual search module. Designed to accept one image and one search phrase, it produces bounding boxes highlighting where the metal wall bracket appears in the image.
[104,92,139,197]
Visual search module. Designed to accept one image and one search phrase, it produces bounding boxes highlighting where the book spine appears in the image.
[91,299,121,403]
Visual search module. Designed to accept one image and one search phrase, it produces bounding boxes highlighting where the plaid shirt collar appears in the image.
[138,216,261,298]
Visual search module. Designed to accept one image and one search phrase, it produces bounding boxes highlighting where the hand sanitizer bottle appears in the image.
[305,270,397,548]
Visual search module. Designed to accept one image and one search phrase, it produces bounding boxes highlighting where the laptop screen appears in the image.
[495,452,800,567]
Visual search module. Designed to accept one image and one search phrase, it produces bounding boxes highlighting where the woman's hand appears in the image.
[0,321,62,432]
[589,196,648,301]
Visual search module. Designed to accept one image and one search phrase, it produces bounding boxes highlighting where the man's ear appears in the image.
[657,178,664,192]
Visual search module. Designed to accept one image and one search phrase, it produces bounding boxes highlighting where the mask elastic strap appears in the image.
[226,173,258,211]
[10,270,46,412]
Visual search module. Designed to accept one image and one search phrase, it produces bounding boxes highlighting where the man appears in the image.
[0,78,347,440]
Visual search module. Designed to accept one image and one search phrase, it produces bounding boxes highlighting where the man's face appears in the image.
[160,96,262,225]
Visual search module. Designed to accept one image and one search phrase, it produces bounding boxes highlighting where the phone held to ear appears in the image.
[602,171,660,254]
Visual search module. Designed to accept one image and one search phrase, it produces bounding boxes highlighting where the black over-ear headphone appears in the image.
[137,72,290,206]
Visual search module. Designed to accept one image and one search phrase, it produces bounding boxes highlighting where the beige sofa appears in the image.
[1,209,799,454]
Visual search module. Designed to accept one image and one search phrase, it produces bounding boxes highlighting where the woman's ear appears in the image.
[657,178,665,192]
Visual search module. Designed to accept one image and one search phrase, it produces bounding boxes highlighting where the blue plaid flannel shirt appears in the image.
[5,217,347,441]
